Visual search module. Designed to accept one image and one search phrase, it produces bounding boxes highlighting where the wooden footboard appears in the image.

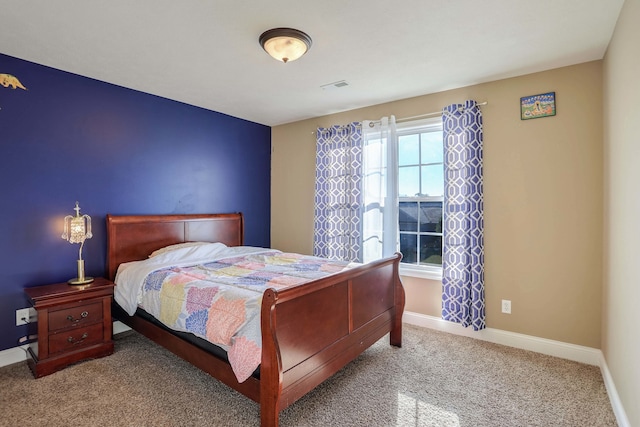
[260,253,404,427]
[106,213,404,427]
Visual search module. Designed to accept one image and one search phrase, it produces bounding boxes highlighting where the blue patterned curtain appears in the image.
[313,123,363,262]
[441,100,485,330]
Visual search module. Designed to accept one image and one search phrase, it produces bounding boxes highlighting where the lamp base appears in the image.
[68,277,94,286]
[69,259,93,286]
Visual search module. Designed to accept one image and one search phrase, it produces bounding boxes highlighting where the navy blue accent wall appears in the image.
[0,53,271,352]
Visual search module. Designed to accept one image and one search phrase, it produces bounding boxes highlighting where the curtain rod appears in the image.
[314,101,488,134]
[396,101,488,122]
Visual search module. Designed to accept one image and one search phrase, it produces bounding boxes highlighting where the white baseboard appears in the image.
[403,311,601,365]
[403,311,630,427]
[0,345,29,367]
[599,352,631,427]
[113,320,131,335]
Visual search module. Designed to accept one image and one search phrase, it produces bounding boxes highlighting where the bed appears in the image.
[106,213,405,427]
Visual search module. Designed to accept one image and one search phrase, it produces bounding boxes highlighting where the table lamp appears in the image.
[61,202,94,285]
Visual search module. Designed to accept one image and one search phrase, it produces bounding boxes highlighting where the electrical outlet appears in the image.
[501,299,512,314]
[16,308,33,326]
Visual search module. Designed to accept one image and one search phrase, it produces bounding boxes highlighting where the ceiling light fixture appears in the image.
[259,28,312,63]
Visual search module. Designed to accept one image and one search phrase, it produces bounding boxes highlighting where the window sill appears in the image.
[399,264,442,281]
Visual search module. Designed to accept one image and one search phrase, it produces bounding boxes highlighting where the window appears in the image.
[397,118,444,274]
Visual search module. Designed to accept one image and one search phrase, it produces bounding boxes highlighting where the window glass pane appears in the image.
[421,165,444,197]
[398,134,419,166]
[399,202,418,232]
[395,118,444,270]
[421,131,443,164]
[399,166,419,197]
[420,202,443,232]
[419,235,442,266]
[400,233,417,264]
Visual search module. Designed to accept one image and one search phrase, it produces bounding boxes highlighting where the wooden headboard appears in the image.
[106,213,244,281]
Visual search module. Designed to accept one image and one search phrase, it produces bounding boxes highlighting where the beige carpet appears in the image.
[0,325,617,426]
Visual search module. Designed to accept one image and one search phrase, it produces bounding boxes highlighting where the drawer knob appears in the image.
[67,332,89,344]
[66,311,89,322]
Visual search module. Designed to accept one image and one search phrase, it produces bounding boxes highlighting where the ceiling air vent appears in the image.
[321,80,349,91]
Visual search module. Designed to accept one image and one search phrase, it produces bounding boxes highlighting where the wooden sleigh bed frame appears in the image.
[106,213,405,427]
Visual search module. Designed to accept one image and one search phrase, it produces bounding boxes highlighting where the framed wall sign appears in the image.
[520,92,556,120]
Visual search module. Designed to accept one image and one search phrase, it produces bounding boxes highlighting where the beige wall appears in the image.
[603,0,640,425]
[272,61,603,348]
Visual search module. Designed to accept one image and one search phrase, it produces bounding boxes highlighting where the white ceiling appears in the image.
[0,0,625,126]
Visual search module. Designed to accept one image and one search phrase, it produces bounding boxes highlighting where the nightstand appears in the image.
[25,277,115,378]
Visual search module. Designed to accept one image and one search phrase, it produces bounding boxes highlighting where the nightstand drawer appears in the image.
[49,302,103,332]
[49,322,104,355]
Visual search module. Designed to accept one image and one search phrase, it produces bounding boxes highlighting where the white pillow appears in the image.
[149,241,210,258]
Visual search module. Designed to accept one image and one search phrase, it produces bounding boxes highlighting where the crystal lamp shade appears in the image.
[65,215,92,244]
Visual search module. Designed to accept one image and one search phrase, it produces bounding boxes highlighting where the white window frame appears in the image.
[396,117,443,281]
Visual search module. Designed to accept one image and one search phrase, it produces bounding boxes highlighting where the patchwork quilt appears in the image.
[117,245,352,382]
